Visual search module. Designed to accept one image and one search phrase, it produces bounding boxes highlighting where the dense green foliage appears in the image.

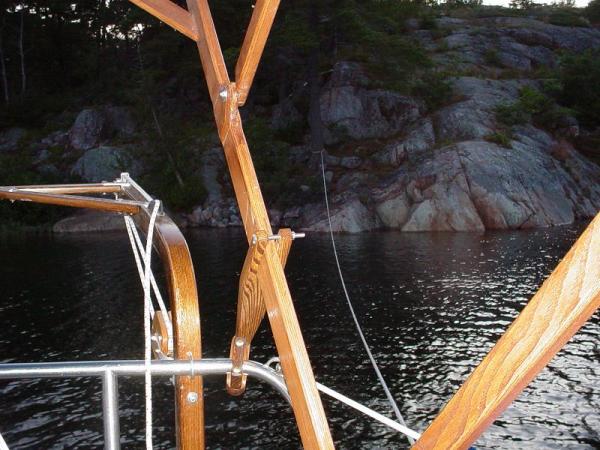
[586,0,600,23]
[496,86,573,130]
[559,50,600,126]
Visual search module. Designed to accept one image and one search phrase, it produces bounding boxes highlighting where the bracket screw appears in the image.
[187,392,199,404]
[219,88,228,101]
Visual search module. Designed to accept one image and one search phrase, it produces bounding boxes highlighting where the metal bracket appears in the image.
[226,336,250,396]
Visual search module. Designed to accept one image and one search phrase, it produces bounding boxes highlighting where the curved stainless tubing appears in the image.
[0,358,289,402]
[0,358,290,450]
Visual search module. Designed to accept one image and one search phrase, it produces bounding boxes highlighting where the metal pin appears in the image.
[219,88,228,101]
[291,232,306,240]
[235,338,245,347]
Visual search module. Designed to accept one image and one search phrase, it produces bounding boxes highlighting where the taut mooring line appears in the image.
[319,150,415,445]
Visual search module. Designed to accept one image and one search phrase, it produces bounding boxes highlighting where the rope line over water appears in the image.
[319,150,415,445]
[124,201,161,450]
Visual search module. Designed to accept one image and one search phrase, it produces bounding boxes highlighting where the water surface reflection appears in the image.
[0,224,598,449]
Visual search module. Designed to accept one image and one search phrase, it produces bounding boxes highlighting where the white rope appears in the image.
[124,201,161,450]
[124,217,155,318]
[319,150,415,445]
[0,430,9,450]
[316,383,421,441]
[124,215,172,331]
[142,201,160,450]
[128,218,170,320]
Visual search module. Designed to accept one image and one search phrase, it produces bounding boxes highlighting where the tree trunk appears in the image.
[307,3,323,154]
[0,30,9,105]
[18,9,26,96]
[307,48,324,153]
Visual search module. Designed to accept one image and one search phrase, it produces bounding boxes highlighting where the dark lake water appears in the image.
[0,224,598,449]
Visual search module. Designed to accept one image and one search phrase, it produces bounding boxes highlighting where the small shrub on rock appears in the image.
[412,74,454,110]
[559,50,600,126]
[485,131,513,148]
[496,87,572,130]
[495,103,529,126]
[548,8,589,27]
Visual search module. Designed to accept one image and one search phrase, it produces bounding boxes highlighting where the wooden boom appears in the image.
[413,212,600,450]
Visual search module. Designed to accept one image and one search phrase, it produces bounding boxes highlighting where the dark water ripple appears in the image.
[0,224,598,449]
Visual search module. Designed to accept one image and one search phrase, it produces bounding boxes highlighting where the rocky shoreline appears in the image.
[2,14,599,233]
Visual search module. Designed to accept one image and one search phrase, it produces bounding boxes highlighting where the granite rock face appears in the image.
[298,134,600,233]
[0,128,25,153]
[69,109,106,151]
[320,62,422,143]
[72,146,140,182]
[69,106,136,151]
[52,15,600,233]
[53,211,126,233]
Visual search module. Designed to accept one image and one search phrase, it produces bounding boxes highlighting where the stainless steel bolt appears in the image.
[219,89,228,101]
[187,392,199,404]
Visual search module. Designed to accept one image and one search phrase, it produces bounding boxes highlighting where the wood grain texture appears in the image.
[152,310,172,357]
[129,0,197,40]
[413,213,600,450]
[235,0,281,105]
[125,187,204,450]
[185,0,229,104]
[227,229,293,395]
[130,0,334,446]
[221,122,334,449]
[3,183,123,195]
[0,187,142,214]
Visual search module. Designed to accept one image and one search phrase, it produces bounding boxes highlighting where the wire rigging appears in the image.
[319,150,415,446]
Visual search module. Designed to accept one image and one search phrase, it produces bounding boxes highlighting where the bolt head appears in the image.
[187,392,199,404]
[219,89,228,101]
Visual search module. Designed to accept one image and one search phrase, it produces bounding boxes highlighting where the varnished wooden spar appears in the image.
[413,213,600,450]
[235,0,282,105]
[128,0,197,40]
[0,186,143,214]
[3,183,123,195]
[128,0,333,446]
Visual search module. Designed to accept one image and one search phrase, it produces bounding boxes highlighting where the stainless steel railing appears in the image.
[0,358,290,449]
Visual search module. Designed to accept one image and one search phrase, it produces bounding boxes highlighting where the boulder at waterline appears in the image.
[71,146,141,182]
[53,210,125,233]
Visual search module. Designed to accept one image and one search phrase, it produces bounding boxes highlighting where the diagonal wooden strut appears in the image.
[413,213,600,450]
[235,0,281,105]
[130,0,334,448]
[129,0,198,40]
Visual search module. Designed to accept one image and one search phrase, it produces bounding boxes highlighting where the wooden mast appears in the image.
[412,212,600,450]
[129,1,334,448]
